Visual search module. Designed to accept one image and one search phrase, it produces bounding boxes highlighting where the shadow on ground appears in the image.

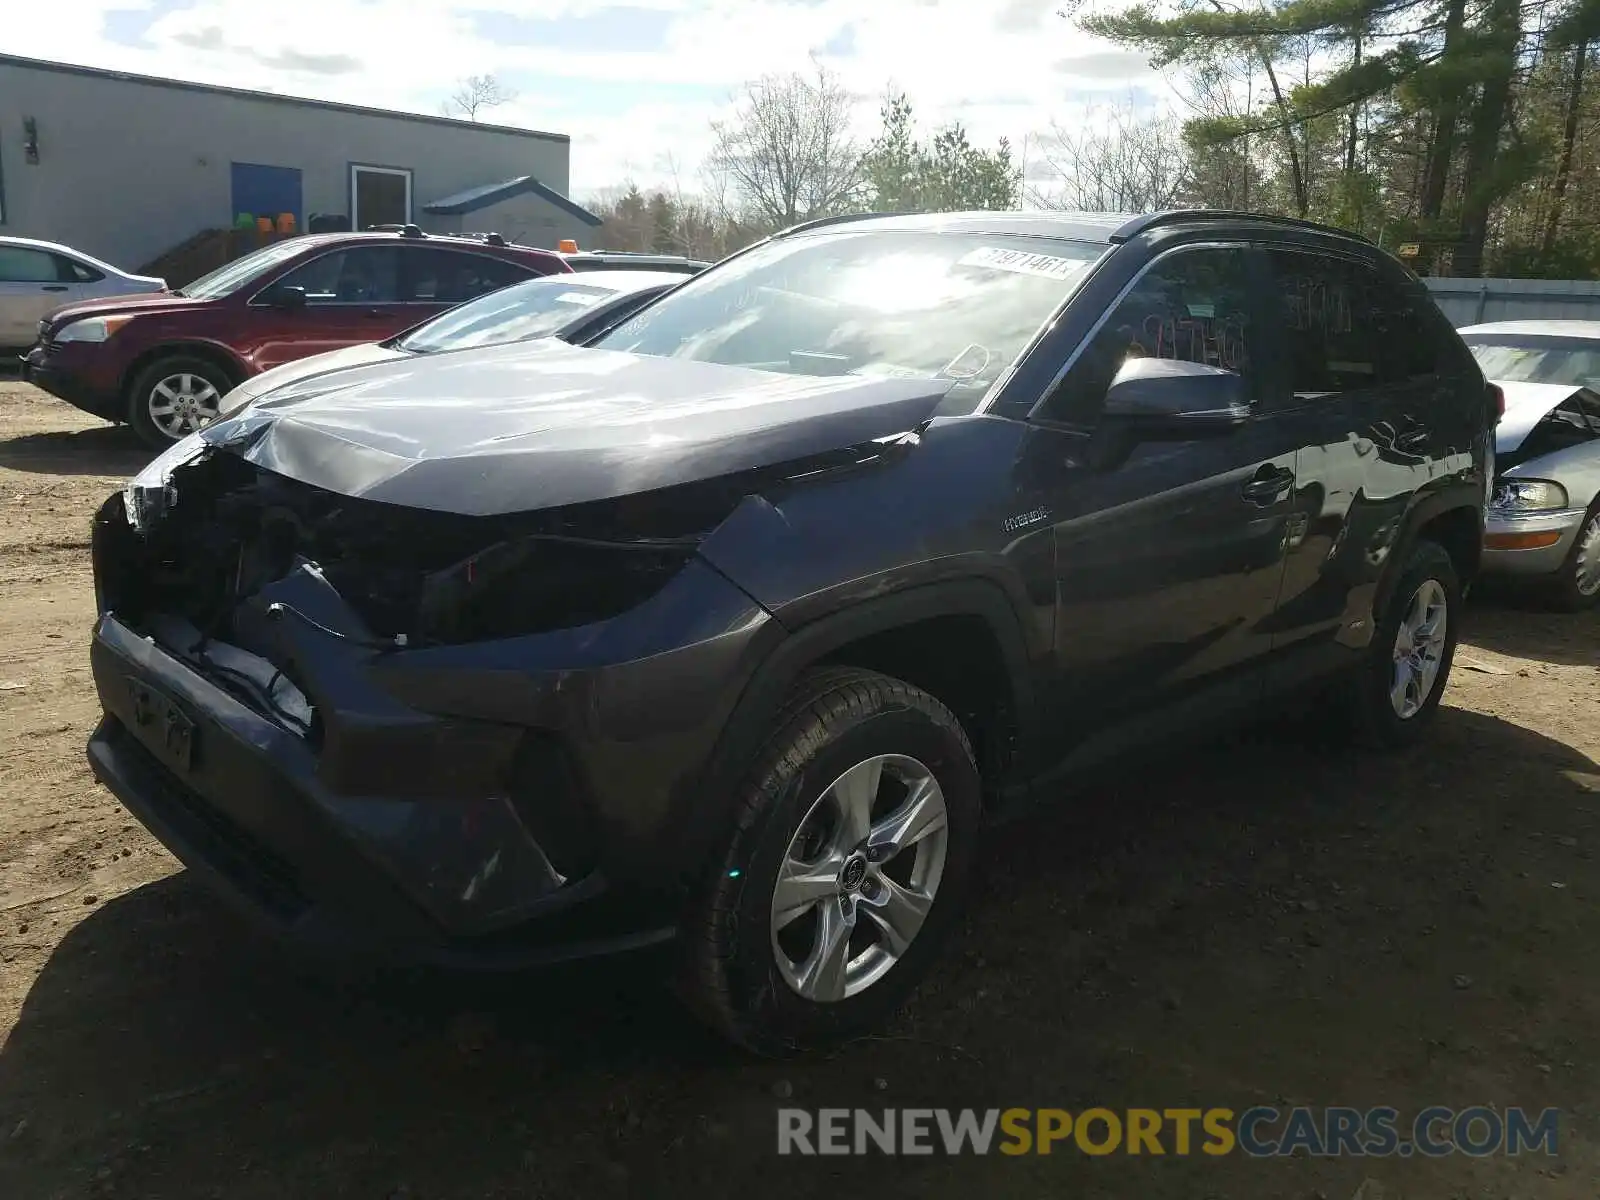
[1464,591,1600,668]
[3,706,1599,1199]
[0,426,152,479]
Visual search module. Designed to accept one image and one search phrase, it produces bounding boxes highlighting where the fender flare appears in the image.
[681,577,1036,866]
[1375,486,1484,618]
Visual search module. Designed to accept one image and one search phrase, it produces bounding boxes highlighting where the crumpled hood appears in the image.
[199,337,952,515]
[219,342,404,416]
[1494,380,1590,452]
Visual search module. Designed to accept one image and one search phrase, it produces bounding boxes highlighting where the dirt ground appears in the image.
[0,376,1597,1200]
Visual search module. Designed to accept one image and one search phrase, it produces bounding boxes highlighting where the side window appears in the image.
[1046,246,1254,425]
[1265,249,1435,399]
[0,247,61,283]
[273,247,403,303]
[54,255,104,284]
[405,249,531,303]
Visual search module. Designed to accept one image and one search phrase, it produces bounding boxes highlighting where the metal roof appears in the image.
[0,52,569,144]
[422,176,602,227]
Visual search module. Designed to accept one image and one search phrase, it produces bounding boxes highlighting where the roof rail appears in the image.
[776,211,909,238]
[1111,209,1373,245]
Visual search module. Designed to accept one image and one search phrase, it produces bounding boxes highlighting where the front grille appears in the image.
[107,718,310,921]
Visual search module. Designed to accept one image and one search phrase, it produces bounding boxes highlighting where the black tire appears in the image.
[677,666,981,1056]
[1348,539,1462,749]
[1548,502,1600,612]
[126,355,232,450]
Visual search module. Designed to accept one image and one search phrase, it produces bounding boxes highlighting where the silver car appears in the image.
[0,236,165,350]
[1459,320,1600,608]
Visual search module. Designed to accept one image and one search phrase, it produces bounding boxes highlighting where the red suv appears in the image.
[23,229,571,448]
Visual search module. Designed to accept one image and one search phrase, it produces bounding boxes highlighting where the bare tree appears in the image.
[705,62,865,227]
[1034,102,1191,212]
[443,74,518,122]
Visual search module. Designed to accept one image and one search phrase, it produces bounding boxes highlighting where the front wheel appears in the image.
[1549,503,1600,611]
[678,667,981,1055]
[126,356,231,449]
[1347,539,1462,748]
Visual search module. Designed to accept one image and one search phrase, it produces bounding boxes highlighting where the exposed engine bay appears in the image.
[98,438,895,661]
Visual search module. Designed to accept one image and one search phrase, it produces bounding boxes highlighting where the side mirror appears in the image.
[262,284,308,310]
[1101,357,1250,440]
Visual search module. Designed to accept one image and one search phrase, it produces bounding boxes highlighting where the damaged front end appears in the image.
[88,428,902,962]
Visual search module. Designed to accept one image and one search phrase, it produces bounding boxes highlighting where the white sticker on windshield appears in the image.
[555,293,597,305]
[958,246,1085,281]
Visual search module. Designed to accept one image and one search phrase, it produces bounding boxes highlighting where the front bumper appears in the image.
[1481,506,1586,576]
[87,546,779,967]
[23,341,123,420]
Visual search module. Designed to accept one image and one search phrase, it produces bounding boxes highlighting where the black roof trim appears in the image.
[776,212,909,238]
[0,52,569,145]
[1112,209,1373,245]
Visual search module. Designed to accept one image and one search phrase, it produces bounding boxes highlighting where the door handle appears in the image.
[1241,464,1294,506]
[41,285,68,292]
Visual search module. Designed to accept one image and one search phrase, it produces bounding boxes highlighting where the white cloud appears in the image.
[8,0,1167,195]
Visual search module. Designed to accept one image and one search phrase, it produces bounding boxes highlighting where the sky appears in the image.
[9,0,1164,200]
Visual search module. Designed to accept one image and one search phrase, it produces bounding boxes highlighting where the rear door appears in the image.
[1255,243,1463,682]
[400,247,535,312]
[1022,243,1304,744]
[0,245,74,346]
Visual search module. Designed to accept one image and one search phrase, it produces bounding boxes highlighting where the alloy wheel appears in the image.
[147,373,220,439]
[1390,578,1449,719]
[770,753,949,1003]
[1575,513,1600,598]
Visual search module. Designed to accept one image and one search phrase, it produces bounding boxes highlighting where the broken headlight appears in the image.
[416,534,698,645]
[123,432,210,531]
[1490,479,1569,513]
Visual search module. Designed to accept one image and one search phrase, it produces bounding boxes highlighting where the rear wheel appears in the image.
[127,356,231,449]
[678,667,981,1055]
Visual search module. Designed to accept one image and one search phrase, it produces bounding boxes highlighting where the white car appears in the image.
[1459,320,1600,608]
[0,236,165,350]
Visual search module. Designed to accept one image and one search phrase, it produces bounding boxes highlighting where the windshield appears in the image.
[182,239,323,299]
[592,230,1102,395]
[1465,336,1600,387]
[396,279,621,354]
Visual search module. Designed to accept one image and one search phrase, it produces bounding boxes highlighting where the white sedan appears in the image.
[1459,320,1600,608]
[0,236,165,350]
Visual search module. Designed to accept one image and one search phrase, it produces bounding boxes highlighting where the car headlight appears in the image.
[54,315,136,343]
[1491,479,1569,512]
[122,431,209,531]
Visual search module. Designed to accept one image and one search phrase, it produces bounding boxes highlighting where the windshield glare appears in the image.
[182,239,321,299]
[398,279,619,353]
[592,230,1102,392]
[1466,337,1600,387]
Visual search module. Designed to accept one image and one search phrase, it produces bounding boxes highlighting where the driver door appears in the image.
[1022,244,1304,745]
[246,245,409,371]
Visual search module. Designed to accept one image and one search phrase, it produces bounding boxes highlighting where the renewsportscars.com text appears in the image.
[776,1106,1559,1158]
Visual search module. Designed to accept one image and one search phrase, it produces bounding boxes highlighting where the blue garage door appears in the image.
[230,162,303,228]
